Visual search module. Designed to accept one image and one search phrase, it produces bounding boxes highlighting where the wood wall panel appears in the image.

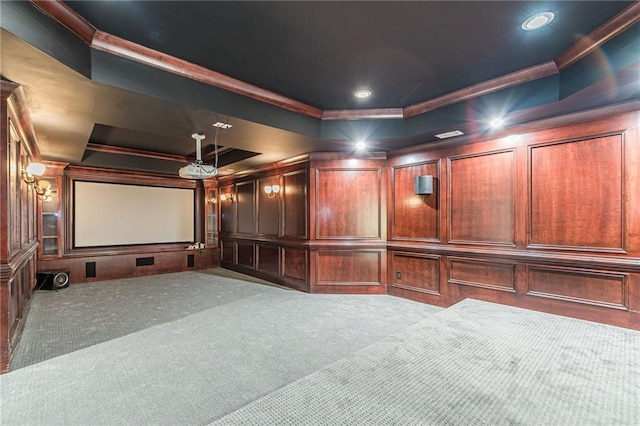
[236,181,255,234]
[391,161,440,241]
[316,168,381,239]
[529,135,625,252]
[316,250,382,286]
[526,265,628,310]
[257,176,280,236]
[283,170,307,238]
[236,241,254,268]
[219,184,236,233]
[283,248,307,281]
[38,248,218,284]
[390,253,440,295]
[448,257,516,292]
[257,244,279,275]
[448,150,516,246]
[221,240,234,264]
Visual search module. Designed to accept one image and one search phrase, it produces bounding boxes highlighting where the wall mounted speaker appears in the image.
[414,175,434,195]
[37,271,70,291]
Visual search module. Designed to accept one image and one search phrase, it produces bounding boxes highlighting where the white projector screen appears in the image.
[74,181,195,247]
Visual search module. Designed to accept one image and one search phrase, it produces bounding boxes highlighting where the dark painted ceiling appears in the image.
[1,1,639,176]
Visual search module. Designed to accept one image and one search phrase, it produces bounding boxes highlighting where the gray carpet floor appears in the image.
[212,298,640,426]
[1,269,441,425]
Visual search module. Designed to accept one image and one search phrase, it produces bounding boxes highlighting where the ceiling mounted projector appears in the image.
[179,132,218,179]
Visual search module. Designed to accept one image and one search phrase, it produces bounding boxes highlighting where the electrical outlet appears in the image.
[396,271,402,279]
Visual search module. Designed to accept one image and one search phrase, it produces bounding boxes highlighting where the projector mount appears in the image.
[178,127,222,179]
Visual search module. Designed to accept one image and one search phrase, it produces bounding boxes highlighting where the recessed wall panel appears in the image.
[316,168,381,239]
[448,150,515,245]
[316,250,381,285]
[283,170,307,238]
[527,265,627,310]
[529,135,624,252]
[390,253,440,295]
[448,257,516,292]
[392,161,440,241]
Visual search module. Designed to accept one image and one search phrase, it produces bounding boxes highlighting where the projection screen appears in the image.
[74,181,195,247]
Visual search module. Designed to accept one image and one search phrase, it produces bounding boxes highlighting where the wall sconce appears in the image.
[264,184,280,198]
[220,193,235,203]
[22,162,52,200]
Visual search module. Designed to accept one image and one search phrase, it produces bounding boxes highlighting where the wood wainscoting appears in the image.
[387,107,640,329]
[1,83,40,372]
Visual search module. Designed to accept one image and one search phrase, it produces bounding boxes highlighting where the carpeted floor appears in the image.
[1,269,441,425]
[2,269,638,425]
[212,298,640,426]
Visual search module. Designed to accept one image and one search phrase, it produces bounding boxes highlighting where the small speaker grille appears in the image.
[136,257,155,267]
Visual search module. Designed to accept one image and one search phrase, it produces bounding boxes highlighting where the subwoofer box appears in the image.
[37,271,70,291]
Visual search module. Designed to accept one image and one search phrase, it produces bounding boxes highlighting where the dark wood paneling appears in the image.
[257,176,280,236]
[257,244,279,275]
[391,161,440,241]
[448,149,516,246]
[316,168,382,239]
[529,135,624,252]
[221,240,234,264]
[448,257,516,292]
[315,250,382,286]
[219,184,236,233]
[283,248,307,282]
[283,170,307,238]
[390,252,440,295]
[236,241,254,268]
[91,31,323,118]
[236,181,255,235]
[38,248,218,284]
[527,265,628,310]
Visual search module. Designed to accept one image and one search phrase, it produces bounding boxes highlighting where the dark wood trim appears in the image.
[27,1,636,122]
[322,108,403,121]
[85,143,193,163]
[386,242,640,272]
[91,31,324,119]
[403,61,559,118]
[65,165,198,188]
[4,85,40,162]
[29,0,96,45]
[554,2,640,70]
[391,101,640,157]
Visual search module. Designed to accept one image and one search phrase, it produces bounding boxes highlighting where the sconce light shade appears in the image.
[220,193,235,203]
[264,184,281,198]
[414,175,433,195]
[26,162,46,176]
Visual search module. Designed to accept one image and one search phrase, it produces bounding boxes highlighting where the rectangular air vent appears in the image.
[136,257,154,267]
[435,130,464,139]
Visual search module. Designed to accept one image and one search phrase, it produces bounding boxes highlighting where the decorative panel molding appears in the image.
[236,241,254,268]
[526,265,628,310]
[221,240,234,264]
[391,160,440,242]
[448,149,516,246]
[529,134,625,253]
[283,170,308,238]
[316,250,382,286]
[257,176,280,236]
[448,257,516,293]
[316,168,382,239]
[257,244,279,275]
[219,184,236,234]
[283,247,307,282]
[236,181,255,235]
[390,252,440,295]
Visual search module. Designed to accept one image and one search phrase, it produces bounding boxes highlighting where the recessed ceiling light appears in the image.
[490,117,505,128]
[521,12,555,31]
[354,89,372,99]
[355,140,367,150]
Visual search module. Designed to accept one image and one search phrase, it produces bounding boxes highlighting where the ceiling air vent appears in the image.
[435,130,464,139]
